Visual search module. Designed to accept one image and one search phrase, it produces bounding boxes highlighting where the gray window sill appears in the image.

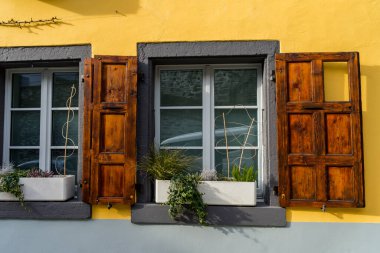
[0,199,91,219]
[132,202,286,227]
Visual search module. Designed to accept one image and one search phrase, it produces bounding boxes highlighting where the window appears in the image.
[3,68,79,176]
[133,41,285,226]
[155,64,264,195]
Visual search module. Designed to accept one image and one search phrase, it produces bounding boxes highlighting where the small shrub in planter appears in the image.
[139,149,208,224]
[0,167,75,203]
[0,165,28,205]
[167,173,207,225]
[139,148,193,180]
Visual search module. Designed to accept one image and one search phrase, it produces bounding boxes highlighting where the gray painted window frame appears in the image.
[134,41,285,226]
[0,45,91,219]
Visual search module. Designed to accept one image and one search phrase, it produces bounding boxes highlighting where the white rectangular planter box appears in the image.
[155,179,256,206]
[0,175,75,201]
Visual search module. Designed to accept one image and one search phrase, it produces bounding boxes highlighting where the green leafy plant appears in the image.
[231,165,257,182]
[0,169,28,205]
[139,148,193,180]
[166,173,207,225]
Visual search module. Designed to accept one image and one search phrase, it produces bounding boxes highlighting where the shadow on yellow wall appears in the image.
[38,0,140,16]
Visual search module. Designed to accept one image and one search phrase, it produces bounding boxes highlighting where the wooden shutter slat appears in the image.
[82,58,94,203]
[82,55,137,205]
[276,52,365,208]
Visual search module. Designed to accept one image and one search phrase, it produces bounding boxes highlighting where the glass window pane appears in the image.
[10,149,39,170]
[215,109,258,147]
[52,72,79,107]
[160,109,202,147]
[51,149,78,179]
[11,111,40,146]
[160,69,203,106]
[214,69,257,106]
[215,149,258,179]
[52,110,78,146]
[163,149,203,173]
[12,73,41,108]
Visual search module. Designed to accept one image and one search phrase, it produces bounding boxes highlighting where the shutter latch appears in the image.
[270,70,276,82]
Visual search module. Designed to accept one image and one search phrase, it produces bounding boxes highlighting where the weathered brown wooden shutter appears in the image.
[276,52,364,208]
[82,55,137,205]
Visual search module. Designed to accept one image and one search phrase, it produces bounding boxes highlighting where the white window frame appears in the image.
[154,64,264,196]
[3,67,79,172]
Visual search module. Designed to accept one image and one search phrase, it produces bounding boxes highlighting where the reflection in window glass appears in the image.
[214,69,257,106]
[160,70,203,106]
[160,109,202,147]
[10,149,39,170]
[51,110,78,146]
[52,72,79,107]
[12,73,41,108]
[215,149,258,179]
[51,149,78,179]
[163,149,203,172]
[214,109,258,147]
[11,111,40,146]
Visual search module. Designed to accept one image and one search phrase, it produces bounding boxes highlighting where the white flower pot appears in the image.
[155,179,256,206]
[0,175,75,201]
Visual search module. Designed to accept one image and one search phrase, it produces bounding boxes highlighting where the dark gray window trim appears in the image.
[134,41,285,226]
[0,45,91,219]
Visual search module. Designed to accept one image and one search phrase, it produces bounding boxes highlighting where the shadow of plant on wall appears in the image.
[38,0,140,16]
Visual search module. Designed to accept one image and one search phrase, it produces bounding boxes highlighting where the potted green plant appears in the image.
[166,173,207,224]
[139,148,207,224]
[193,111,257,206]
[139,148,194,202]
[155,165,257,206]
[0,164,28,204]
[150,110,258,206]
[0,166,75,202]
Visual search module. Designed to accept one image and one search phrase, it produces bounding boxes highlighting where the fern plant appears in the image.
[166,173,207,225]
[231,165,257,182]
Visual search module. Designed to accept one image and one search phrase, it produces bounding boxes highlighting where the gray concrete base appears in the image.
[0,200,91,219]
[132,203,286,226]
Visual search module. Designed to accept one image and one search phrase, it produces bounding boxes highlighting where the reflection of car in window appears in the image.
[160,126,254,146]
[17,157,77,176]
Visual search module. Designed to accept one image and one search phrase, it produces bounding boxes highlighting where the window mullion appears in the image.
[203,66,212,170]
[210,67,216,170]
[257,65,264,195]
[2,71,12,165]
[154,66,161,148]
[39,70,50,171]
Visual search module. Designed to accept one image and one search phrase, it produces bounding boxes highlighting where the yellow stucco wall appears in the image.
[1,0,380,223]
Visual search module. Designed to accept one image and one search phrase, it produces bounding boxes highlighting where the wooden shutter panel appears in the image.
[82,55,137,205]
[276,52,364,208]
